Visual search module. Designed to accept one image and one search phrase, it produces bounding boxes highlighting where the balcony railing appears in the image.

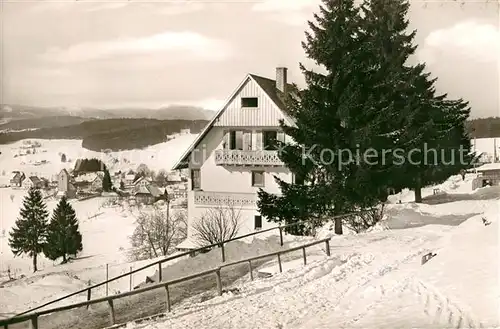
[194,190,257,207]
[214,149,284,166]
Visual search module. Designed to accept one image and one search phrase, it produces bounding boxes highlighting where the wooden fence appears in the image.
[9,210,365,320]
[0,238,331,329]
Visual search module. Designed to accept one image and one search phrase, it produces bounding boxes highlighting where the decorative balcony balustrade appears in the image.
[194,191,257,207]
[214,149,284,167]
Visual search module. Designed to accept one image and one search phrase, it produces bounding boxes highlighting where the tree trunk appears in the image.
[334,217,343,235]
[414,176,422,203]
[33,253,38,272]
[62,254,67,263]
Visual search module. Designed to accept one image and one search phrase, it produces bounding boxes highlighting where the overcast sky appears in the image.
[1,0,498,118]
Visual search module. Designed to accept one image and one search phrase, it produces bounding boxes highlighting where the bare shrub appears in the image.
[343,204,386,233]
[129,204,187,261]
[192,204,242,246]
[10,194,14,202]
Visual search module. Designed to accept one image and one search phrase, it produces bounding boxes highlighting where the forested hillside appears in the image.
[0,118,207,151]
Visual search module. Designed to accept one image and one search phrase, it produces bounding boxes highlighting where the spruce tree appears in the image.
[8,187,49,272]
[102,168,112,192]
[44,196,83,263]
[360,0,474,202]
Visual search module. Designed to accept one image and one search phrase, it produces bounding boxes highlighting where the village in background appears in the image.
[0,129,192,208]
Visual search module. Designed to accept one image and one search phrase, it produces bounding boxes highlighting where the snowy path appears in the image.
[124,228,453,329]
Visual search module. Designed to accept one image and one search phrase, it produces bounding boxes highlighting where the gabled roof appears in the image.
[133,184,163,197]
[28,176,41,184]
[172,73,298,170]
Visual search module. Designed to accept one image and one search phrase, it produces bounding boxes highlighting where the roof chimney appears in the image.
[276,67,288,94]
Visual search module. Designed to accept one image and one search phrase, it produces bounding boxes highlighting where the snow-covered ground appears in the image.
[0,133,196,177]
[0,133,498,328]
[116,175,498,329]
[0,134,196,317]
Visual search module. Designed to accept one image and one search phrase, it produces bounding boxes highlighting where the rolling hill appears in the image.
[0,118,208,151]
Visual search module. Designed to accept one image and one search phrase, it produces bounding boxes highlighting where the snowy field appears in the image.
[0,133,197,179]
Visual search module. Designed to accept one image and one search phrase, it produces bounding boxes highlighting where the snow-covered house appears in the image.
[57,169,76,198]
[73,172,104,193]
[124,171,136,186]
[133,176,152,187]
[473,163,500,189]
[22,176,43,189]
[10,171,26,187]
[173,67,299,249]
[133,184,164,204]
[166,172,182,185]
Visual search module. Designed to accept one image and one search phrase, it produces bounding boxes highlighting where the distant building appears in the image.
[22,176,43,189]
[57,169,76,198]
[472,163,500,189]
[10,171,26,187]
[133,184,164,204]
[132,175,153,187]
[166,172,182,185]
[73,172,104,193]
[125,171,136,186]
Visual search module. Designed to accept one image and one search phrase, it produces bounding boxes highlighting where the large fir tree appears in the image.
[9,187,49,272]
[258,0,474,234]
[44,196,83,263]
[360,0,474,202]
[258,0,396,235]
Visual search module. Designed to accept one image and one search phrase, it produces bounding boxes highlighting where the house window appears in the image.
[263,131,278,150]
[241,97,258,108]
[254,215,262,230]
[251,171,265,187]
[229,131,244,150]
[191,169,201,190]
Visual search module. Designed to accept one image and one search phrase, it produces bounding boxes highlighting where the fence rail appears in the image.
[0,238,331,329]
[11,210,367,319]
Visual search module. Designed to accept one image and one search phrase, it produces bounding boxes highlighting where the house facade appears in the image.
[10,171,26,187]
[173,67,298,246]
[57,169,76,198]
[22,176,43,189]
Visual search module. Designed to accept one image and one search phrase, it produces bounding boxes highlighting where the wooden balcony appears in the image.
[214,149,284,167]
[194,191,257,207]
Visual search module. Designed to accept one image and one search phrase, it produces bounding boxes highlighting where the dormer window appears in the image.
[241,97,258,108]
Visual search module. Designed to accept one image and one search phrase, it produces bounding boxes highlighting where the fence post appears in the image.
[86,287,92,310]
[165,285,171,312]
[106,263,109,296]
[325,239,331,256]
[302,247,307,265]
[158,262,162,282]
[221,243,226,263]
[108,299,116,325]
[279,226,283,246]
[215,269,222,296]
[277,253,282,273]
[86,279,92,309]
[248,260,253,281]
[31,315,38,329]
[129,266,133,291]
